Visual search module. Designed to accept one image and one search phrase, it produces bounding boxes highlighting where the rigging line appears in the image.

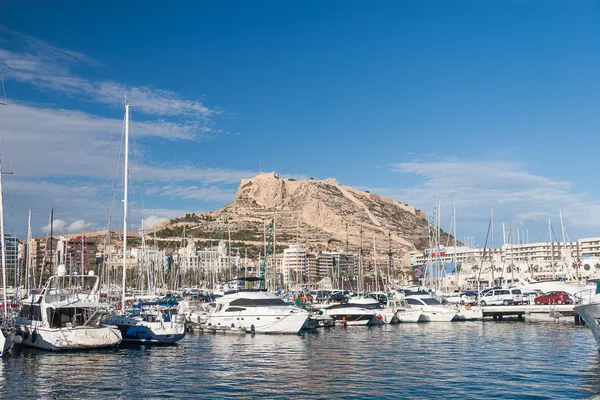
[129,112,147,219]
[476,217,492,292]
[0,136,15,238]
[0,70,6,105]
[107,111,127,233]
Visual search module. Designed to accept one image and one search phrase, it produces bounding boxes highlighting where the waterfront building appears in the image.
[173,239,242,276]
[54,235,98,274]
[1,235,19,272]
[282,245,307,287]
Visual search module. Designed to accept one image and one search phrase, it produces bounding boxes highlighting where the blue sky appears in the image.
[1,1,600,245]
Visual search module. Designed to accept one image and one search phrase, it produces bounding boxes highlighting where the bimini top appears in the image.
[224,288,268,295]
[132,298,179,309]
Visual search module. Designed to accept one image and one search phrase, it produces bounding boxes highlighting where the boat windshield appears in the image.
[406,298,423,306]
[43,275,99,303]
[230,298,286,307]
[421,298,441,305]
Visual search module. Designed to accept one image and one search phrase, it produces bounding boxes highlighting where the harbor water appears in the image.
[1,321,599,399]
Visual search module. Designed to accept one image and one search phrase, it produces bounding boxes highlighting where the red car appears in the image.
[534,291,572,305]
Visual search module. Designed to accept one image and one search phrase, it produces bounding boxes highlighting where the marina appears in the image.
[1,321,599,399]
[2,2,600,398]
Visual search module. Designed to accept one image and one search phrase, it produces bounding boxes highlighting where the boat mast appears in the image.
[373,235,378,292]
[359,226,363,295]
[453,201,457,289]
[549,217,555,280]
[122,103,130,312]
[510,223,514,284]
[272,212,276,291]
[0,156,8,316]
[81,229,85,275]
[26,209,32,297]
[490,208,494,286]
[295,233,299,295]
[559,209,567,274]
[228,221,232,281]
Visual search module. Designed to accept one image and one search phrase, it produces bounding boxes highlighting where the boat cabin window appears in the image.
[47,307,93,328]
[406,298,423,306]
[421,298,441,305]
[19,304,43,321]
[230,298,286,307]
[225,307,246,312]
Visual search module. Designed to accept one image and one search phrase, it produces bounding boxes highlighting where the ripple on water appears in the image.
[0,322,599,399]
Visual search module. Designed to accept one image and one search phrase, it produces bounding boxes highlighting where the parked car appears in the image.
[441,291,477,305]
[480,287,502,297]
[534,291,572,305]
[510,289,523,304]
[479,289,514,306]
[521,290,542,304]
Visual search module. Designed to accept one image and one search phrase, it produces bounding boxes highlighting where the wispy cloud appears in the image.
[0,28,254,236]
[0,103,204,179]
[0,27,217,121]
[391,159,600,238]
[145,184,237,203]
[137,165,255,185]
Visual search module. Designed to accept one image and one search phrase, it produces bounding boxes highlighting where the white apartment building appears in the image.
[173,240,241,276]
[282,245,307,286]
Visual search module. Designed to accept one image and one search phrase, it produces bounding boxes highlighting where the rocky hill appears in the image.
[155,172,455,264]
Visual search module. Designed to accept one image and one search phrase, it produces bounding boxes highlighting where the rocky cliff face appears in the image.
[159,172,454,264]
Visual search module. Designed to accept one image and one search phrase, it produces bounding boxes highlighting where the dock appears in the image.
[481,304,584,324]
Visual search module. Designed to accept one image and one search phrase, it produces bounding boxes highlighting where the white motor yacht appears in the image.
[387,298,420,323]
[0,324,14,357]
[316,295,379,326]
[15,267,122,351]
[103,298,187,344]
[205,289,309,334]
[574,283,600,346]
[403,291,457,322]
[348,297,386,325]
[319,304,377,326]
[454,304,483,321]
[179,299,210,327]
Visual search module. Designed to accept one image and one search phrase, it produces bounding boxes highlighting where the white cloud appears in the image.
[141,216,169,230]
[391,160,600,239]
[138,166,255,185]
[41,219,66,233]
[0,28,217,120]
[65,220,94,233]
[517,211,552,222]
[145,184,237,203]
[0,28,254,237]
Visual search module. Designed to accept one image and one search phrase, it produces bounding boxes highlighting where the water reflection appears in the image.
[0,322,599,399]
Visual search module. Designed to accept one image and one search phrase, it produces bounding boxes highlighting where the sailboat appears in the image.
[14,264,123,351]
[0,155,14,356]
[103,103,186,344]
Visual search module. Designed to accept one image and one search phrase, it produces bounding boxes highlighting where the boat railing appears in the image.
[574,288,596,305]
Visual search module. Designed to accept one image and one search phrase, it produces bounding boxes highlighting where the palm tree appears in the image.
[572,258,582,280]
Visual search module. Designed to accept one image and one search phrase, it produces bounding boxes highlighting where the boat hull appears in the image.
[454,306,483,321]
[575,302,600,346]
[105,316,186,344]
[207,312,308,334]
[323,309,375,326]
[396,309,422,323]
[419,310,456,322]
[0,330,14,356]
[15,326,122,351]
